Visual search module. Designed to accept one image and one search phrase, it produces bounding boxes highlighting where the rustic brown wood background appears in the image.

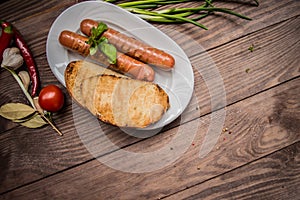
[0,0,299,199]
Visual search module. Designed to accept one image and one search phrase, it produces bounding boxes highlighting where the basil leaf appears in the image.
[89,46,98,55]
[91,27,97,37]
[86,22,116,63]
[87,22,108,46]
[100,42,117,64]
[96,22,108,34]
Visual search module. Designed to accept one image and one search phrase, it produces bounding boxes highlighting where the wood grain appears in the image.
[157,0,300,56]
[2,75,299,199]
[0,0,299,194]
[187,15,300,116]
[0,0,75,23]
[0,0,299,198]
[164,142,300,200]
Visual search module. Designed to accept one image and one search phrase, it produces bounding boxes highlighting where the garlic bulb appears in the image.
[1,47,24,69]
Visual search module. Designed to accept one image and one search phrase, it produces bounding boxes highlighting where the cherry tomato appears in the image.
[38,85,64,112]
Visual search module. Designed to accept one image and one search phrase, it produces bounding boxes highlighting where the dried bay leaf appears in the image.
[0,103,35,120]
[20,114,47,128]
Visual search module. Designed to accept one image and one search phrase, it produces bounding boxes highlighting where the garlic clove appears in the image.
[33,97,44,114]
[7,47,20,55]
[18,70,30,91]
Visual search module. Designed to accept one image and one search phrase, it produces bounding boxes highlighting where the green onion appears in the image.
[125,7,208,29]
[118,0,192,7]
[104,0,257,30]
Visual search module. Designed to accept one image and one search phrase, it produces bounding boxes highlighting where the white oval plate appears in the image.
[46,1,194,130]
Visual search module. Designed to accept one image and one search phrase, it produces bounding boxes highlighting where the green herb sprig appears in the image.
[105,0,258,29]
[86,22,117,64]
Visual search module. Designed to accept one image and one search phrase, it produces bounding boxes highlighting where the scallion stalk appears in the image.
[104,0,256,29]
[125,7,208,29]
[118,0,192,7]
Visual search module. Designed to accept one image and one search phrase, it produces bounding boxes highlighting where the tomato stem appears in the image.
[40,113,63,136]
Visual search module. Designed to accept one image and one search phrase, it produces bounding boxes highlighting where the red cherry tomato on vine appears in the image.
[38,85,64,112]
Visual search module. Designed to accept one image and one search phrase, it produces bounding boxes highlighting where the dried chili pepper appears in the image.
[0,20,40,97]
[13,28,39,97]
[0,22,13,62]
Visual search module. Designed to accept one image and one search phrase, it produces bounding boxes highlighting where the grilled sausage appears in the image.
[80,19,175,70]
[59,30,155,81]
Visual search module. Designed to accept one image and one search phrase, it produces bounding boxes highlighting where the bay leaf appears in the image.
[20,114,47,128]
[0,103,35,120]
[13,117,32,123]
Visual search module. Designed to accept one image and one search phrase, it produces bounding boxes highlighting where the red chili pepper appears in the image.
[0,23,13,62]
[13,28,40,96]
[0,20,40,96]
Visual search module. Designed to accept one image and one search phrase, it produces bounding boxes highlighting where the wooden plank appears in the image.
[157,0,300,56]
[165,142,300,200]
[0,3,299,193]
[2,76,299,199]
[0,0,75,23]
[186,15,300,117]
[0,4,76,58]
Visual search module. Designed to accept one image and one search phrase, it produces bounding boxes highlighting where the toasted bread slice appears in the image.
[65,60,125,106]
[65,60,170,128]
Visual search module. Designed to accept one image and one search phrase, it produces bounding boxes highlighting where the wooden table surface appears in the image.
[0,0,299,199]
